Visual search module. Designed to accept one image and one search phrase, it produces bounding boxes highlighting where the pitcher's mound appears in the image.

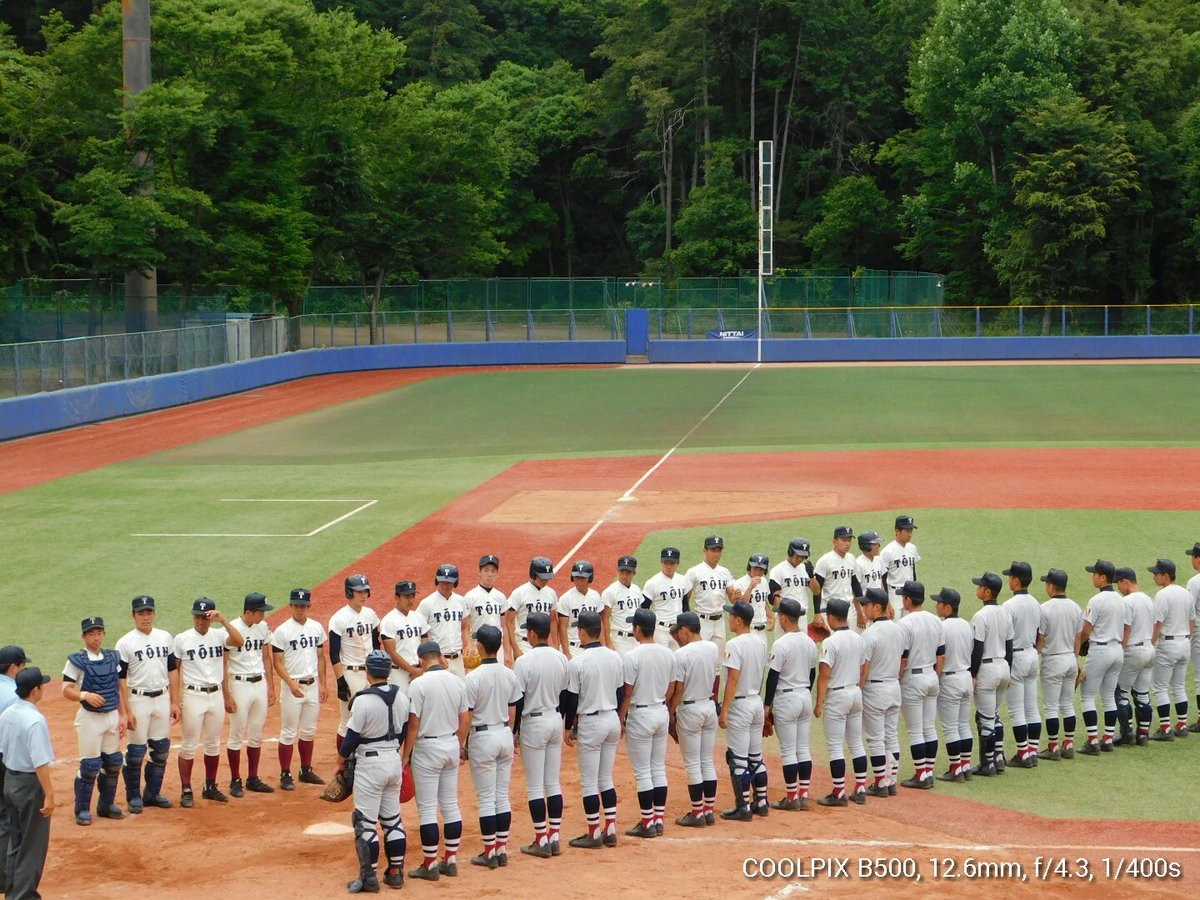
[305,820,354,836]
[481,489,840,525]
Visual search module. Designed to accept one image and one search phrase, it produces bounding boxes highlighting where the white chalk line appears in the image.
[553,365,759,571]
[132,499,378,538]
[656,835,1200,854]
[765,885,811,900]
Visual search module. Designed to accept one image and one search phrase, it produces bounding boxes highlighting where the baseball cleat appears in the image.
[971,763,995,777]
[1173,725,1189,738]
[567,834,603,849]
[549,840,561,857]
[798,796,810,809]
[602,832,618,847]
[993,756,1006,773]
[817,792,848,808]
[471,852,501,867]
[1136,733,1149,746]
[675,812,708,826]
[1150,729,1174,742]
[347,875,380,894]
[245,776,274,793]
[865,784,890,797]
[1113,734,1135,747]
[436,861,457,877]
[1060,745,1075,759]
[1100,740,1114,752]
[383,867,404,888]
[96,805,124,820]
[298,767,325,785]
[180,789,194,809]
[75,811,93,826]
[496,852,508,867]
[654,821,664,835]
[279,771,296,790]
[519,842,551,859]
[229,778,244,798]
[900,776,926,789]
[1010,755,1035,769]
[751,802,769,817]
[142,792,172,809]
[126,797,144,815]
[201,785,228,803]
[936,771,962,783]
[407,864,439,881]
[887,785,897,796]
[703,811,715,825]
[720,805,752,822]
[624,822,657,838]
[849,789,867,805]
[1037,747,1061,761]
[1189,720,1200,734]
[1081,741,1100,756]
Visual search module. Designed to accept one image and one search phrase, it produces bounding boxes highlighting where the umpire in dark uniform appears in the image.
[0,667,55,900]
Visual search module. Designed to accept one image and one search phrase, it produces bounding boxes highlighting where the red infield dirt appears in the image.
[15,378,1200,898]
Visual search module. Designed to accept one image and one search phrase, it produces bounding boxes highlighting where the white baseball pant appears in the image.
[1118,643,1155,696]
[443,654,467,679]
[675,702,718,784]
[127,690,170,744]
[387,668,412,693]
[821,686,864,761]
[519,712,563,800]
[771,688,813,767]
[467,725,514,818]
[937,672,972,743]
[726,696,765,769]
[1005,648,1039,727]
[974,660,1010,736]
[1081,643,1122,713]
[354,749,403,823]
[337,668,369,737]
[411,735,461,826]
[625,704,668,793]
[576,710,621,796]
[609,628,638,658]
[227,676,268,750]
[901,671,940,745]
[698,614,726,655]
[279,678,320,745]
[1153,639,1190,705]
[652,623,680,652]
[179,687,224,759]
[74,708,121,757]
[1040,652,1078,718]
[862,680,900,761]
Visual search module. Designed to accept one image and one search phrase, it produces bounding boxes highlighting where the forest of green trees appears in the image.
[2,0,1199,312]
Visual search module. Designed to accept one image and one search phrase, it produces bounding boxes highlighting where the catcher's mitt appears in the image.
[807,620,831,642]
[399,764,415,803]
[320,757,355,803]
[463,647,482,670]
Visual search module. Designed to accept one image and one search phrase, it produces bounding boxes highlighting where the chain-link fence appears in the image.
[292,309,623,348]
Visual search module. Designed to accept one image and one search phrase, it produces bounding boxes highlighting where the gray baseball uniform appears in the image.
[724,633,768,808]
[972,603,1012,765]
[1118,588,1158,738]
[899,609,944,780]
[1152,585,1195,726]
[671,639,720,817]
[622,641,674,829]
[819,627,866,798]
[1081,588,1124,745]
[937,616,974,776]
[767,631,817,801]
[407,667,468,866]
[1038,596,1083,751]
[465,659,521,860]
[862,618,903,788]
[1189,571,1200,713]
[568,644,623,833]
[1002,591,1041,753]
[346,683,410,883]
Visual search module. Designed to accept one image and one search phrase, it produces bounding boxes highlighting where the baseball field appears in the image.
[3,360,1200,898]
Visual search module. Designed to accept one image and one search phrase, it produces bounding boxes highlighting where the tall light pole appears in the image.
[122,0,157,332]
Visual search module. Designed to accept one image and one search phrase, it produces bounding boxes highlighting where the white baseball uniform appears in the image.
[769,559,812,640]
[683,562,733,652]
[272,617,326,745]
[173,626,230,759]
[329,604,381,736]
[509,582,558,656]
[1153,584,1195,714]
[880,539,920,618]
[899,609,944,777]
[379,607,428,692]
[862,617,903,785]
[856,555,886,595]
[63,652,122,758]
[226,617,272,751]
[1080,587,1124,742]
[464,585,510,665]
[602,579,643,657]
[557,586,607,654]
[731,573,773,644]
[642,570,689,649]
[417,591,468,677]
[116,627,173,745]
[671,639,720,810]
[622,641,674,825]
[814,550,862,632]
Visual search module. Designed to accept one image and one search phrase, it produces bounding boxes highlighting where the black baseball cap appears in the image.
[479,554,500,570]
[1085,559,1116,580]
[901,580,925,601]
[932,587,961,609]
[191,598,216,616]
[577,610,603,635]
[81,616,105,633]
[825,598,851,620]
[394,580,417,596]
[861,588,889,608]
[626,609,657,633]
[435,564,459,584]
[1186,543,1200,558]
[1002,561,1033,580]
[290,588,312,606]
[530,557,554,580]
[787,538,811,557]
[778,598,805,619]
[972,572,1003,595]
[1148,558,1176,577]
[704,535,724,549]
[661,547,681,563]
[723,600,754,623]
[526,612,552,639]
[131,595,155,612]
[747,552,769,571]
[243,592,274,612]
[1114,567,1137,583]
[617,555,638,571]
[473,624,503,653]
[1040,569,1069,589]
[672,611,701,633]
[0,646,29,668]
[417,640,442,658]
[15,667,50,697]
[895,515,917,530]
[833,525,853,539]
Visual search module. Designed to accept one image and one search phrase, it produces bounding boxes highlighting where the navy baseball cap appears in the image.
[289,588,313,606]
[627,608,657,632]
[473,625,503,653]
[825,598,851,620]
[704,535,724,549]
[747,552,769,571]
[435,564,459,584]
[530,557,554,580]
[833,525,853,539]
[895,515,917,530]
[1002,561,1033,580]
[1187,543,1200,557]
[131,595,155,613]
[932,587,961,609]
[1114,567,1137,583]
[479,554,500,569]
[661,547,681,563]
[787,538,811,557]
[526,612,552,639]
[243,592,274,612]
[394,580,417,596]
[1148,558,1176,577]
[81,616,105,633]
[1085,559,1116,580]
[722,600,754,623]
[191,598,216,616]
[778,598,805,619]
[577,610,603,635]
[0,646,29,668]
[861,588,889,608]
[617,555,638,571]
[901,580,925,601]
[416,640,442,658]
[972,572,1003,595]
[15,667,50,697]
[1040,569,1069,588]
[365,650,393,678]
[570,560,594,579]
[672,611,701,632]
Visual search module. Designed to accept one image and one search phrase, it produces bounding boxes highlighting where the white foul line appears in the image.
[553,365,758,571]
[132,499,378,538]
[305,499,378,536]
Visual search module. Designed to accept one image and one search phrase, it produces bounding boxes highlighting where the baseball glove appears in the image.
[807,620,831,642]
[320,757,355,803]
[399,764,415,803]
[463,647,482,670]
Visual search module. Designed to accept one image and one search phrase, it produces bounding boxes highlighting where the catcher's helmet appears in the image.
[365,650,392,678]
[747,552,770,572]
[435,564,459,587]
[570,560,595,583]
[529,556,554,581]
[344,574,370,599]
[857,531,881,552]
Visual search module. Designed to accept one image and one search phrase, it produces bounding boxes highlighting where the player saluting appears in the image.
[224,592,276,797]
[272,588,329,789]
[171,598,245,807]
[617,608,674,838]
[719,600,769,820]
[116,595,177,813]
[63,616,129,825]
[380,581,429,693]
[603,557,643,657]
[330,575,381,752]
[668,612,720,825]
[765,598,818,810]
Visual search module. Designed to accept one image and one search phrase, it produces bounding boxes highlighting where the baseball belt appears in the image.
[344,665,366,672]
[868,678,897,684]
[907,667,928,674]
[473,723,506,732]
[295,677,316,685]
[942,670,964,675]
[981,657,1001,662]
[569,640,582,648]
[1163,635,1183,640]
[1045,651,1073,655]
[444,652,462,660]
[583,709,615,717]
[776,686,810,693]
[1128,641,1151,647]
[523,710,548,719]
[752,624,767,631]
[185,684,219,693]
[614,629,634,638]
[680,699,703,705]
[1090,642,1111,647]
[633,701,665,708]
[130,688,164,698]
[827,685,848,692]
[698,613,723,621]
[232,674,263,683]
[733,694,758,700]
[419,734,456,740]
[362,750,382,757]
[657,621,674,630]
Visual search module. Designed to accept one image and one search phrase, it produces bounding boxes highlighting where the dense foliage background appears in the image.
[2,0,1199,310]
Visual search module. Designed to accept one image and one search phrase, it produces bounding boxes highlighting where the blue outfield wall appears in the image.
[0,341,625,442]
[648,335,1200,364]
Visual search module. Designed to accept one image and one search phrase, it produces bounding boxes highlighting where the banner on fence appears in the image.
[708,329,757,340]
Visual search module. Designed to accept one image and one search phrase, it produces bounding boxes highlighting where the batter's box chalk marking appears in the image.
[132,499,378,538]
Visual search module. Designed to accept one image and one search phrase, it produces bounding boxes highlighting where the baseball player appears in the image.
[463,625,520,869]
[641,547,690,650]
[1115,567,1158,746]
[764,598,817,809]
[683,536,735,654]
[330,574,381,752]
[667,612,720,825]
[860,588,903,795]
[1187,543,1200,732]
[898,580,944,788]
[934,588,974,782]
[562,611,624,847]
[511,612,570,857]
[404,640,470,880]
[603,556,643,657]
[813,599,868,806]
[617,608,674,838]
[558,561,608,656]
[812,526,864,632]
[718,600,769,819]
[115,596,177,813]
[417,566,469,678]
[856,532,886,598]
[880,515,921,619]
[1078,560,1124,754]
[380,580,429,693]
[1001,562,1042,766]
[271,588,329,789]
[732,553,775,645]
[1148,558,1195,740]
[1036,568,1083,760]
[464,556,511,665]
[171,598,245,807]
[338,650,410,893]
[63,616,129,824]
[970,572,1013,774]
[507,557,559,659]
[769,538,814,639]
[225,592,276,797]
